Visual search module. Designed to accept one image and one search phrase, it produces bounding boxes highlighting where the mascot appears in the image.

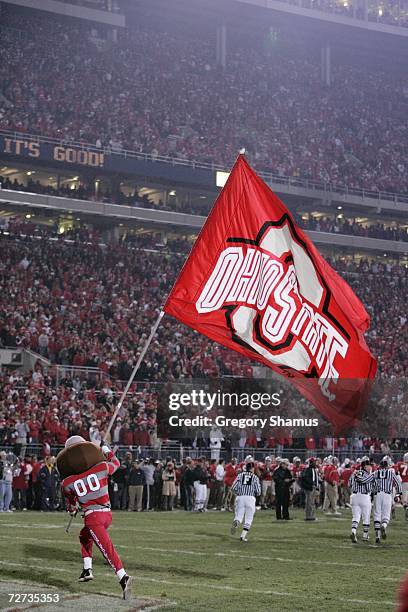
[57,436,132,599]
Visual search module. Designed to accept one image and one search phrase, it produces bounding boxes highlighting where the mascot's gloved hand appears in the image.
[67,503,78,516]
[101,444,111,457]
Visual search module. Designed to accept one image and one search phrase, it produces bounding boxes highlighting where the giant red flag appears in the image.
[164,156,377,431]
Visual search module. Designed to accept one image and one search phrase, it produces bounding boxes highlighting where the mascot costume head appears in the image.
[57,435,104,479]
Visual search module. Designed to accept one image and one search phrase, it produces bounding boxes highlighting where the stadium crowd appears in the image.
[0,368,158,450]
[0,363,406,457]
[0,226,406,473]
[0,231,253,381]
[0,228,406,380]
[303,214,408,242]
[0,5,407,194]
[0,2,407,518]
[1,451,407,516]
[1,175,407,242]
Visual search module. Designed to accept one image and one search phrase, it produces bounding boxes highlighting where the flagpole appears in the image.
[103,310,165,443]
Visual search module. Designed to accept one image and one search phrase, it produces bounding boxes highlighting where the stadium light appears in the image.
[216,170,230,188]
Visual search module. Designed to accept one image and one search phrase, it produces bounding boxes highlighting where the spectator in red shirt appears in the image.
[323,457,341,516]
[340,459,354,508]
[223,458,239,511]
[28,416,41,443]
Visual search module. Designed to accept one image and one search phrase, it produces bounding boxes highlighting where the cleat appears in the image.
[240,535,248,542]
[120,574,133,600]
[350,532,357,543]
[381,526,387,540]
[362,535,369,542]
[78,569,93,582]
[375,535,381,544]
[230,520,239,535]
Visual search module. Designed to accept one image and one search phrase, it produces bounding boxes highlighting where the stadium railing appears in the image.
[1,443,404,465]
[1,129,407,205]
[55,364,108,386]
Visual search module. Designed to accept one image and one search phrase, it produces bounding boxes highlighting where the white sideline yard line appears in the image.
[0,523,221,541]
[1,535,405,574]
[0,560,395,608]
[0,519,256,542]
[1,533,405,561]
[0,522,62,529]
[126,544,406,571]
[0,514,352,529]
[3,519,398,553]
[0,531,363,566]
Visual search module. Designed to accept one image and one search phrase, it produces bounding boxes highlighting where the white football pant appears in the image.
[402,482,408,506]
[373,491,392,528]
[194,482,207,511]
[235,495,256,531]
[350,493,371,530]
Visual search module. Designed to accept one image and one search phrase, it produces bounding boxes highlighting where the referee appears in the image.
[372,457,402,543]
[349,459,374,543]
[230,461,261,542]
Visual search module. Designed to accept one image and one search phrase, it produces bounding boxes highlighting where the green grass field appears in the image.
[0,508,406,611]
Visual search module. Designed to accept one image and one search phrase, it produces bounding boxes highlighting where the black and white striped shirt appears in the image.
[372,468,402,495]
[349,470,374,495]
[231,472,261,497]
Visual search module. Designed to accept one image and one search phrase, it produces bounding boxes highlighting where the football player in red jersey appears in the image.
[323,457,341,516]
[259,456,274,508]
[395,453,408,519]
[58,436,132,599]
[340,459,354,508]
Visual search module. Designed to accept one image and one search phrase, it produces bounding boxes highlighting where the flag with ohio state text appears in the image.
[164,155,377,431]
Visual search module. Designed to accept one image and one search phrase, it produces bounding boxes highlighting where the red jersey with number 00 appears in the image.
[62,452,119,512]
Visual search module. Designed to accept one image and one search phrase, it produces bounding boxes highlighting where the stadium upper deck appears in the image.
[235,0,408,29]
[0,2,407,196]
